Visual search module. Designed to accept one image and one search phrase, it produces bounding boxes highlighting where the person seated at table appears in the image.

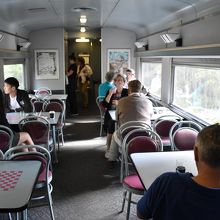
[3,77,33,113]
[125,68,147,94]
[0,89,35,152]
[98,71,116,97]
[126,68,136,82]
[137,123,220,220]
[106,80,153,162]
[102,74,128,157]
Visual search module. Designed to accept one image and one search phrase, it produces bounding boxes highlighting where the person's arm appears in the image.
[102,88,116,110]
[2,93,12,113]
[105,87,116,103]
[16,90,33,113]
[66,68,74,77]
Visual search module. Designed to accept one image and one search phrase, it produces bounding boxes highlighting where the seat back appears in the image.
[43,101,64,128]
[48,98,65,114]
[0,149,4,159]
[169,121,202,151]
[96,96,106,136]
[96,96,106,116]
[172,127,199,151]
[119,121,152,140]
[152,115,182,146]
[123,128,163,176]
[19,116,50,150]
[31,99,48,112]
[0,125,14,152]
[4,145,51,184]
[35,87,52,99]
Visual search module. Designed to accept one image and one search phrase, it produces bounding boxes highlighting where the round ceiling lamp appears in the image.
[80,15,87,24]
[80,27,86,33]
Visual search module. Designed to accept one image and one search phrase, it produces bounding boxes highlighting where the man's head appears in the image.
[69,54,76,63]
[126,68,136,82]
[128,80,142,94]
[195,123,220,169]
[105,71,115,83]
[77,56,85,66]
[4,77,19,94]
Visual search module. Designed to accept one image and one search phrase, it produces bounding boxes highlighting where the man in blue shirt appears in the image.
[98,71,115,97]
[137,123,220,220]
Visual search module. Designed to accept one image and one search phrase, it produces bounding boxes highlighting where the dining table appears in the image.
[108,106,181,122]
[130,150,197,190]
[0,160,41,219]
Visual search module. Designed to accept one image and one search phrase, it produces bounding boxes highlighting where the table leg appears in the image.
[52,125,58,163]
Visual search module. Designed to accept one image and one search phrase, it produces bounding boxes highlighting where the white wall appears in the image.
[29,28,65,92]
[101,28,136,82]
[137,14,220,52]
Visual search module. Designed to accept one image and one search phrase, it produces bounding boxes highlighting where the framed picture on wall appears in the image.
[34,49,59,79]
[107,49,130,74]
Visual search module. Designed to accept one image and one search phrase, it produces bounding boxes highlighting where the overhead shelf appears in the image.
[135,44,220,57]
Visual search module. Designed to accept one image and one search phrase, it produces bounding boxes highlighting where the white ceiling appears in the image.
[0,0,219,38]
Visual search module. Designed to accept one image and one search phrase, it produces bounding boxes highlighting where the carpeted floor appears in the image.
[25,106,141,220]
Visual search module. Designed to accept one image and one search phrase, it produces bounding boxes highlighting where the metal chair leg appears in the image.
[61,130,64,146]
[47,186,55,220]
[126,192,132,220]
[120,190,127,213]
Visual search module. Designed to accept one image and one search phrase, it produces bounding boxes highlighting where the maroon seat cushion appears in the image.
[156,120,176,137]
[174,129,198,150]
[123,174,144,190]
[128,136,158,155]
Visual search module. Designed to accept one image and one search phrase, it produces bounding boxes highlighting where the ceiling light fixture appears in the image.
[80,15,87,24]
[80,27,86,33]
[134,41,147,48]
[160,33,179,43]
[75,37,90,43]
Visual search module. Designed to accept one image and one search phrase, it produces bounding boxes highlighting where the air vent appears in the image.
[71,7,97,12]
[28,8,48,13]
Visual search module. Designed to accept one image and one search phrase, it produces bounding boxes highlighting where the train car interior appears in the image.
[0,0,220,219]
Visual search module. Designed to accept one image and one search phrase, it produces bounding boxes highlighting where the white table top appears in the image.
[29,94,67,100]
[108,106,180,122]
[0,160,41,212]
[6,112,60,126]
[130,151,197,190]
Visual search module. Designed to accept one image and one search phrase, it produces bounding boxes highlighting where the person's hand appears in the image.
[112,99,119,106]
[110,88,117,95]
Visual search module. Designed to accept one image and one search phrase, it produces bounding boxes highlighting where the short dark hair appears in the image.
[105,71,115,82]
[77,56,85,65]
[128,80,142,93]
[126,68,135,75]
[4,77,19,89]
[69,53,76,61]
[115,73,126,83]
[196,123,220,168]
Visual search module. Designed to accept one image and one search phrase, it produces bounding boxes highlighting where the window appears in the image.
[3,64,25,89]
[141,62,162,98]
[173,65,220,124]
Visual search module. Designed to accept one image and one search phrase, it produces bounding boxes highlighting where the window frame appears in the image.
[171,58,220,125]
[140,58,162,99]
[3,58,26,90]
